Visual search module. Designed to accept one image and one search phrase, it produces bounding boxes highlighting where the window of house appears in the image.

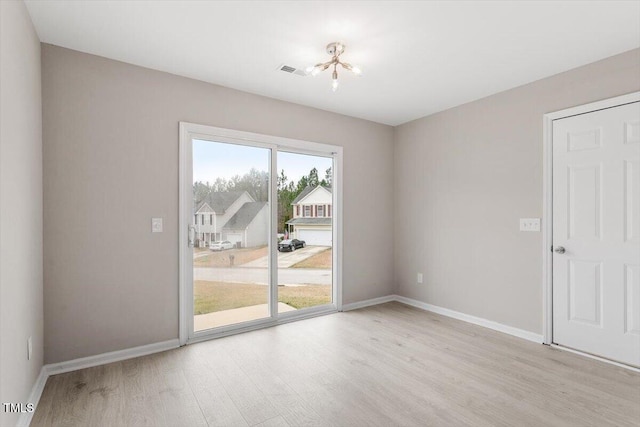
[296,206,300,216]
[210,214,213,225]
[304,205,311,217]
[317,205,325,217]
[201,214,204,225]
[328,205,332,217]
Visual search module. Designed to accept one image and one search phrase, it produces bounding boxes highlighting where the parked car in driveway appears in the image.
[210,240,234,251]
[278,239,306,252]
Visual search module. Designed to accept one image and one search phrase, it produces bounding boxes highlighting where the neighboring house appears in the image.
[194,191,254,246]
[223,201,269,248]
[286,185,333,246]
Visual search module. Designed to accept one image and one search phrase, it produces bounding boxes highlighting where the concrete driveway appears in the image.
[241,245,329,268]
[193,250,214,260]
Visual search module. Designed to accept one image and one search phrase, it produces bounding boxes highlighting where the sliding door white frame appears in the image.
[179,122,343,345]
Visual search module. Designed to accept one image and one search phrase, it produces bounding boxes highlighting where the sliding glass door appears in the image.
[180,123,341,343]
[191,139,271,331]
[276,151,333,313]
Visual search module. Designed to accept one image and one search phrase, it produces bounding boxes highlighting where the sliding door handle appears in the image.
[188,225,196,248]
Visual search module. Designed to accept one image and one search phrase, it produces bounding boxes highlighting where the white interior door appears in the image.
[552,101,640,367]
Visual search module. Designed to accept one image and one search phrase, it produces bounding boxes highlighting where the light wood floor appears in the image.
[32,302,640,426]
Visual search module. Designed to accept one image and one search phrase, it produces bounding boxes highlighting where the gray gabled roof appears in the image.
[196,191,248,214]
[291,185,332,205]
[223,202,267,230]
[286,217,332,225]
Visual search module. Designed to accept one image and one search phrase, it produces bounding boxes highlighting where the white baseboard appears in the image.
[341,294,542,344]
[17,298,541,427]
[16,367,49,427]
[341,295,396,311]
[17,339,179,427]
[46,339,180,376]
[393,295,543,343]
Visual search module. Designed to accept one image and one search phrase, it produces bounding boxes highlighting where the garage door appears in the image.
[225,233,242,248]
[298,229,332,246]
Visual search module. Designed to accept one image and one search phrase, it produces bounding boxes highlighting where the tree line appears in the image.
[194,166,331,232]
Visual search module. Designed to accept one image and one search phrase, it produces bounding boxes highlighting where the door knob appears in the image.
[553,246,566,254]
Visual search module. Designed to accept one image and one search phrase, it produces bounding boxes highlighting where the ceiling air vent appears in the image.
[277,64,307,77]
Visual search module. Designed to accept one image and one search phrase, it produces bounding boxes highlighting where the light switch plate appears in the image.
[520,218,540,232]
[152,218,163,233]
[417,273,423,284]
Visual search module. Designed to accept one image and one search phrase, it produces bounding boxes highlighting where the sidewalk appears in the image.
[194,302,297,331]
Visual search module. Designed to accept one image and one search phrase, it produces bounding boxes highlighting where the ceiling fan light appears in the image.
[332,78,339,92]
[351,66,362,75]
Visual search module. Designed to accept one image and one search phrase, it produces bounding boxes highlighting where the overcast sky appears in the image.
[193,139,332,185]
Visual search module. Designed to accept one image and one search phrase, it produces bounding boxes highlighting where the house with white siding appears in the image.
[286,185,333,246]
[194,191,256,247]
[223,201,269,248]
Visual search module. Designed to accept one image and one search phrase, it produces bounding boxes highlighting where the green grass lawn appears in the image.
[194,280,331,314]
[290,248,332,269]
[194,246,267,268]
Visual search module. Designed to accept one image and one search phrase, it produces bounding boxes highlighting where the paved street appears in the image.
[242,245,329,268]
[193,266,331,285]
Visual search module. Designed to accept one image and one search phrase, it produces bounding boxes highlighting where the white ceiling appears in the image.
[25,1,640,126]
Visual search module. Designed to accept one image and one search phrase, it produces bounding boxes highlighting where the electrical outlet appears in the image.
[520,218,540,232]
[417,273,423,284]
[27,336,32,361]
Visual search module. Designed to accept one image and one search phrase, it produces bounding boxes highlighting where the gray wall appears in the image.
[42,44,395,364]
[0,1,43,425]
[37,36,640,364]
[394,48,640,334]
